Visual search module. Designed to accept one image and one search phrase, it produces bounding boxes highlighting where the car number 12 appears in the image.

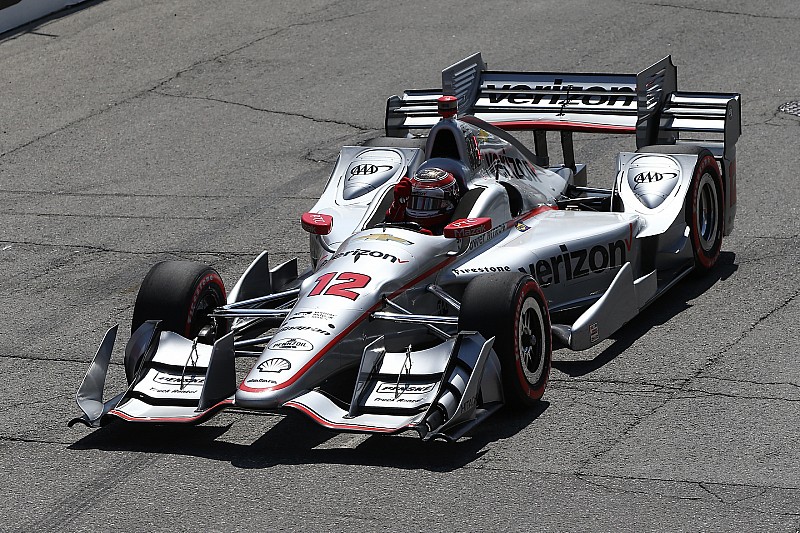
[308,271,371,301]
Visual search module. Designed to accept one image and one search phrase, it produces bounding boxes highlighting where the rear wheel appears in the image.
[459,273,552,407]
[636,145,724,271]
[686,154,724,270]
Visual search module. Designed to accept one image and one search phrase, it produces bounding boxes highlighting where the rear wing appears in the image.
[385,53,741,167]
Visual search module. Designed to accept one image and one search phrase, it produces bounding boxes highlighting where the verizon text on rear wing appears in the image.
[385,53,740,163]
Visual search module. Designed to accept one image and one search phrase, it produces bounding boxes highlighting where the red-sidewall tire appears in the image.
[127,261,227,383]
[459,272,552,408]
[131,261,227,338]
[687,153,724,271]
[638,145,725,272]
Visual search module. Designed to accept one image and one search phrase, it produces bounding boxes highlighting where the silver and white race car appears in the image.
[71,54,741,441]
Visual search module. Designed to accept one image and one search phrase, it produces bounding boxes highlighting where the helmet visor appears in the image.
[408,194,447,212]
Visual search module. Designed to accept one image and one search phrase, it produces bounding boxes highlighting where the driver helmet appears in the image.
[406,167,460,228]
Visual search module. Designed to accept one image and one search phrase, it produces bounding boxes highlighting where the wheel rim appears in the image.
[518,296,546,386]
[193,290,220,332]
[186,281,224,338]
[696,172,719,252]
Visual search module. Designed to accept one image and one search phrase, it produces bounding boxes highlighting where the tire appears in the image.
[131,261,227,338]
[459,272,552,408]
[637,145,724,271]
[686,153,724,271]
[126,261,227,383]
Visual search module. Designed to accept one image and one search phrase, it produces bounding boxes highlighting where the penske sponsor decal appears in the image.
[152,372,204,387]
[376,383,436,395]
[277,324,333,336]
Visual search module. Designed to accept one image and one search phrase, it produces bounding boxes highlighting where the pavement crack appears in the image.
[704,284,800,369]
[11,212,230,221]
[0,435,67,445]
[578,473,705,500]
[700,376,800,389]
[698,482,725,503]
[152,91,370,132]
[583,281,800,467]
[0,189,319,200]
[0,3,377,161]
[0,239,305,257]
[552,379,800,402]
[0,353,112,364]
[13,452,160,532]
[627,1,800,20]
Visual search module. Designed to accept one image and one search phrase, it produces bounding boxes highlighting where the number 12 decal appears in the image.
[308,271,371,301]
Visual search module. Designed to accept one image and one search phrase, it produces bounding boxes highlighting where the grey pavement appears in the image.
[1,1,798,531]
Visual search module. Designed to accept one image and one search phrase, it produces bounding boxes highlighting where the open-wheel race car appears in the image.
[71,53,741,441]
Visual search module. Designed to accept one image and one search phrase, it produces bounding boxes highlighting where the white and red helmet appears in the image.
[406,167,461,227]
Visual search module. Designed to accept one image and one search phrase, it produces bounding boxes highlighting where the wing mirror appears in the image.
[443,217,492,239]
[301,212,333,235]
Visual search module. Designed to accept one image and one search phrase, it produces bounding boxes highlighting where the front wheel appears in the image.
[127,261,227,383]
[131,260,227,337]
[459,273,552,408]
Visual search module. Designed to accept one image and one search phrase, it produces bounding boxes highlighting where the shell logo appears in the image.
[257,358,291,373]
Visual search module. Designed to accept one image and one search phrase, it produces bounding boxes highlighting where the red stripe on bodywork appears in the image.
[240,205,557,394]
[284,400,411,433]
[109,398,233,423]
[239,255,460,393]
[510,204,558,228]
[493,120,635,134]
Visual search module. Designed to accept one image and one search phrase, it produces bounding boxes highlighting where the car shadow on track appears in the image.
[68,402,549,472]
[552,252,737,377]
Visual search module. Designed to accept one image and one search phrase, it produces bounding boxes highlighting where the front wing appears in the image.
[70,321,503,442]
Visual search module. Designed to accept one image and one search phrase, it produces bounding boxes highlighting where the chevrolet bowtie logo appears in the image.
[356,234,413,245]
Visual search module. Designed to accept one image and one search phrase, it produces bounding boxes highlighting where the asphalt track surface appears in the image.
[1,1,798,531]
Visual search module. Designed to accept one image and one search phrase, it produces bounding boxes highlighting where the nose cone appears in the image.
[235,229,442,409]
[235,303,371,409]
[235,313,345,409]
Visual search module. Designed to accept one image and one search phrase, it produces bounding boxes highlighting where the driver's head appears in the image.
[406,167,460,228]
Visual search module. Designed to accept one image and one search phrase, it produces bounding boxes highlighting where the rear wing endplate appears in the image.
[385,53,741,164]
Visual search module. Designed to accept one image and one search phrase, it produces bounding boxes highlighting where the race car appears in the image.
[71,53,741,441]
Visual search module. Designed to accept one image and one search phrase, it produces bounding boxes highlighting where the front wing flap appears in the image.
[71,327,504,442]
[69,323,236,428]
[284,332,503,441]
